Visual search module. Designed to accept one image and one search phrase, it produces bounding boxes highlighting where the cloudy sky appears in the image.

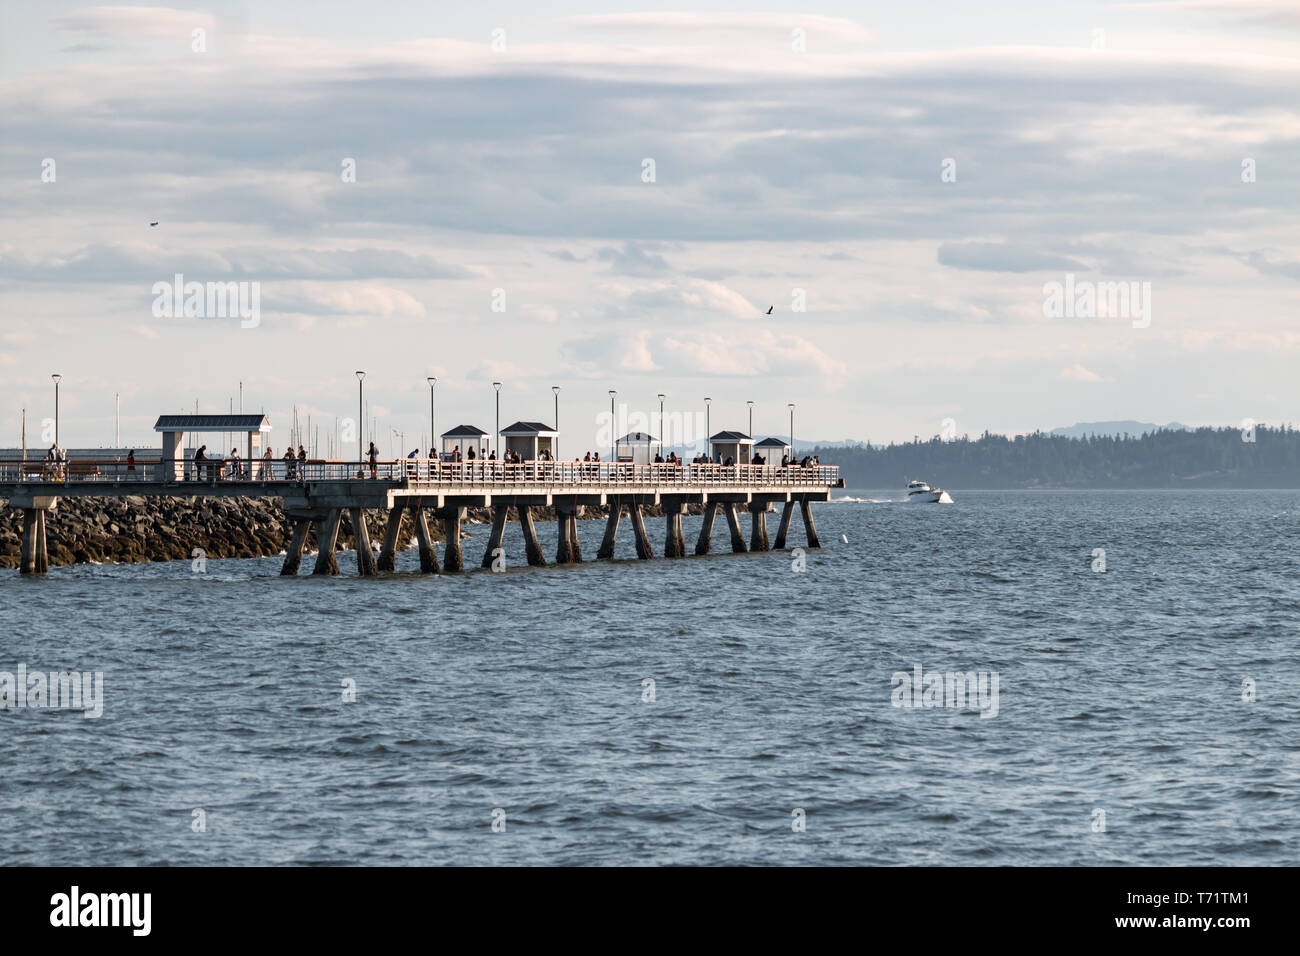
[1,1,1298,452]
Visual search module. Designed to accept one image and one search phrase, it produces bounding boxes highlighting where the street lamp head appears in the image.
[493,381,502,390]
[657,392,665,400]
[552,385,561,394]
[427,376,436,386]
[355,370,365,382]
[704,396,711,404]
[748,400,755,407]
[788,402,795,409]
[608,389,616,398]
[51,373,62,384]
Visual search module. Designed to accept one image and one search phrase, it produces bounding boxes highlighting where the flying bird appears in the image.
[149,221,159,227]
[765,305,773,314]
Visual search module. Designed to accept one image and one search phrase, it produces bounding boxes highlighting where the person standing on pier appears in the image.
[367,441,379,478]
[193,445,207,481]
[230,447,242,479]
[126,449,136,479]
[261,446,273,479]
[283,445,296,480]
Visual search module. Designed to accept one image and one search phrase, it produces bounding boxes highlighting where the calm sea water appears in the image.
[2,489,1298,865]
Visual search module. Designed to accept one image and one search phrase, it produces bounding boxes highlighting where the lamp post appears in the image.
[704,396,711,461]
[747,400,754,439]
[434,374,444,457]
[608,390,617,461]
[788,402,795,458]
[552,385,561,459]
[51,374,62,446]
[355,371,365,461]
[493,382,502,458]
[657,393,665,457]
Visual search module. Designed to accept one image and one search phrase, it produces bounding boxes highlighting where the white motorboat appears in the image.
[905,480,953,503]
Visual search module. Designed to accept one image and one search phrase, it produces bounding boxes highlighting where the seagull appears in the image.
[149,221,159,227]
[765,305,773,314]
[840,533,848,544]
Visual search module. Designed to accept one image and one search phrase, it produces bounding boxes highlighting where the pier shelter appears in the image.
[440,425,490,460]
[501,422,557,461]
[155,414,270,480]
[709,431,754,465]
[755,436,792,462]
[615,432,657,465]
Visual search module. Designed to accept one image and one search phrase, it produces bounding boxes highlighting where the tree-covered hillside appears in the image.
[814,426,1300,488]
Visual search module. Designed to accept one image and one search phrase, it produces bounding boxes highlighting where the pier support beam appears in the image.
[518,506,546,566]
[377,504,405,572]
[555,507,577,564]
[749,503,770,552]
[774,500,794,550]
[19,509,38,575]
[281,517,312,576]
[35,510,48,573]
[799,498,821,548]
[663,502,686,558]
[723,502,747,553]
[442,507,465,571]
[481,506,509,569]
[695,501,718,555]
[410,500,439,573]
[312,509,342,575]
[349,508,377,576]
[598,502,620,559]
[630,504,654,559]
[569,510,583,563]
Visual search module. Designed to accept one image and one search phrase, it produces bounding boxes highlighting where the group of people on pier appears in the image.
[20,441,822,484]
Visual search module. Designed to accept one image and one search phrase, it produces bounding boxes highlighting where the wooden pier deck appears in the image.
[1,459,842,576]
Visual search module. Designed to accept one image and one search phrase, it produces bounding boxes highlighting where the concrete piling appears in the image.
[799,498,821,548]
[774,500,794,549]
[19,509,37,575]
[663,501,686,557]
[630,503,654,559]
[518,506,546,566]
[377,504,405,572]
[569,510,583,562]
[281,517,312,575]
[723,502,747,553]
[749,502,770,552]
[555,506,576,564]
[410,500,439,573]
[349,507,377,576]
[35,510,48,573]
[598,502,620,559]
[482,506,509,569]
[695,501,718,555]
[442,506,464,571]
[312,509,342,575]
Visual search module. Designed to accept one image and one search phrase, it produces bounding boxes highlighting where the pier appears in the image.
[2,457,841,576]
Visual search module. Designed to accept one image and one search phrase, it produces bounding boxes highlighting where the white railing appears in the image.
[0,458,838,488]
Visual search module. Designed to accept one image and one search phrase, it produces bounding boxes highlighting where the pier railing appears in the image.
[1,458,838,488]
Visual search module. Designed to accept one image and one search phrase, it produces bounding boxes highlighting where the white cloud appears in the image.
[1060,363,1111,383]
[57,5,217,38]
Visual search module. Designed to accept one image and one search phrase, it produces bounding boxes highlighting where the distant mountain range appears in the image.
[1048,420,1190,439]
